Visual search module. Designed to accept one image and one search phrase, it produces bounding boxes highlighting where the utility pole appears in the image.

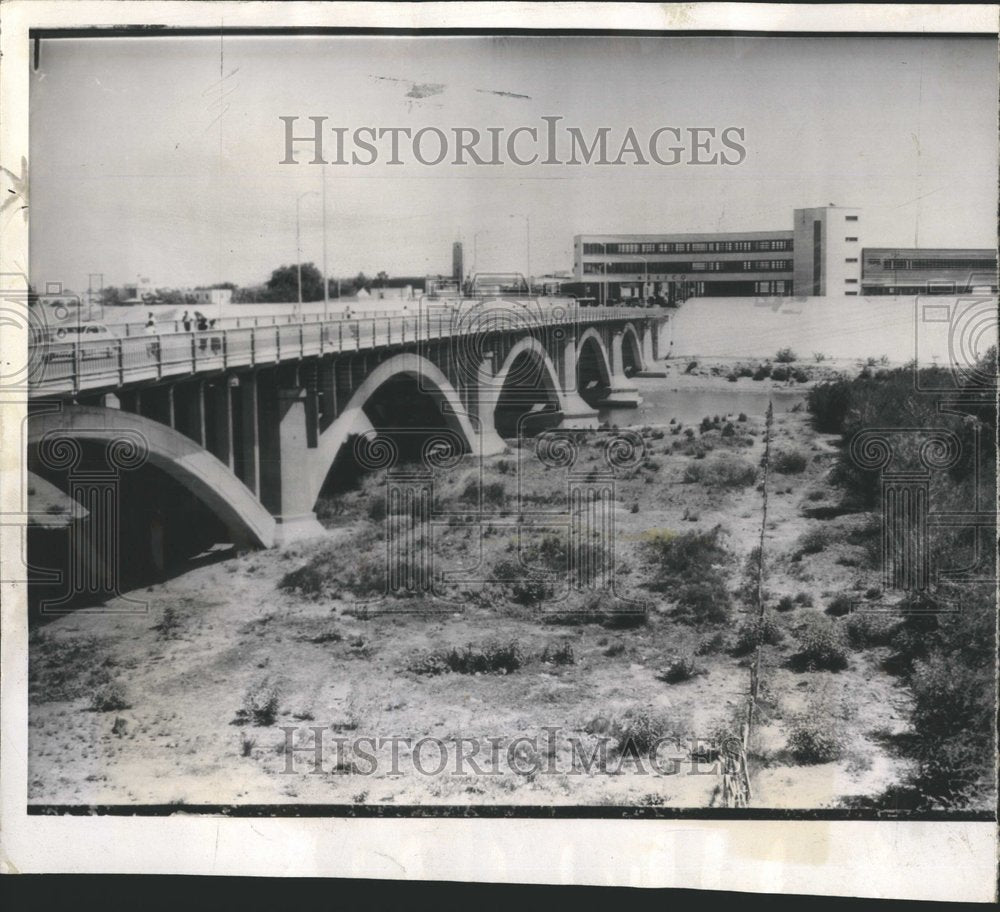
[321,169,329,318]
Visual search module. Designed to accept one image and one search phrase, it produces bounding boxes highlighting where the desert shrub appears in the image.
[279,564,326,598]
[611,706,689,758]
[367,495,387,523]
[787,714,845,764]
[807,379,854,434]
[409,640,525,676]
[845,611,900,648]
[793,527,831,560]
[826,593,855,617]
[772,450,808,475]
[545,589,648,629]
[155,605,182,639]
[673,579,732,626]
[461,478,507,507]
[644,528,727,581]
[775,595,796,613]
[752,363,772,381]
[540,642,575,666]
[241,679,280,726]
[794,591,814,607]
[657,655,705,684]
[90,681,130,712]
[644,527,732,625]
[695,631,729,655]
[775,347,797,364]
[771,365,790,382]
[683,453,757,488]
[732,612,784,656]
[604,641,626,657]
[792,617,849,671]
[792,368,810,384]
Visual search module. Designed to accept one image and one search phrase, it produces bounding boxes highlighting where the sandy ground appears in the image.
[28,362,914,808]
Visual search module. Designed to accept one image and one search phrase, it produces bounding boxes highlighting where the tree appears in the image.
[376,271,389,288]
[354,272,370,293]
[265,262,325,303]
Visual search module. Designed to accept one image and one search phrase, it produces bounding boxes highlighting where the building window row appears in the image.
[581,238,793,256]
[582,259,792,275]
[874,258,999,271]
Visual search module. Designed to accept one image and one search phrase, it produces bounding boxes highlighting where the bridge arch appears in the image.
[27,405,276,548]
[482,335,565,438]
[309,352,479,502]
[576,327,614,405]
[621,322,645,376]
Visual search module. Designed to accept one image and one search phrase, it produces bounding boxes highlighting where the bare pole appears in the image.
[322,168,329,318]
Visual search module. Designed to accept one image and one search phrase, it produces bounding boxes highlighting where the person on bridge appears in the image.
[181,310,192,332]
[145,312,156,334]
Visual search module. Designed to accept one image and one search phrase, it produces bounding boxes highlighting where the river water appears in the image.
[598,377,807,428]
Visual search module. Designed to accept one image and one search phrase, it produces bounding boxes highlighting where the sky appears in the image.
[27,34,999,293]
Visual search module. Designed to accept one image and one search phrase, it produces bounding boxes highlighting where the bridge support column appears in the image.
[206,381,234,470]
[236,372,260,497]
[258,383,324,545]
[472,355,509,455]
[559,337,599,429]
[634,322,667,378]
[599,332,641,408]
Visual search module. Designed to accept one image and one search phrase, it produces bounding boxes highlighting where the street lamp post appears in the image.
[296,190,318,317]
[508,214,530,293]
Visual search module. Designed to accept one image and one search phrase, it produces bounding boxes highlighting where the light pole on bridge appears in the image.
[295,190,319,318]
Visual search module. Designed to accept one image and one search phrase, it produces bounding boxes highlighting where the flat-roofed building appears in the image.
[573,205,995,301]
[861,248,998,295]
[573,229,795,305]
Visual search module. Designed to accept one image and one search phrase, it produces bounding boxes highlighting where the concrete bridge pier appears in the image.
[599,330,642,408]
[558,337,600,429]
[257,382,325,544]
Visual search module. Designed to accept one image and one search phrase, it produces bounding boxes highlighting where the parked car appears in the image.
[45,323,117,360]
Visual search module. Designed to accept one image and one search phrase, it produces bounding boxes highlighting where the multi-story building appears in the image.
[573,206,996,301]
[861,248,998,295]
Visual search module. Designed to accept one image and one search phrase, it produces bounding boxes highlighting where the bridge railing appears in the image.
[30,306,658,395]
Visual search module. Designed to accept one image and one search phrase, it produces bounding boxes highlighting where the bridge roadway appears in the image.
[29,299,659,398]
[26,297,670,605]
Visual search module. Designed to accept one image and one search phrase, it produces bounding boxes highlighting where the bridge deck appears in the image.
[30,304,659,396]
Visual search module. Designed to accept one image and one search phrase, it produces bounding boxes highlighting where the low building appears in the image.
[861,248,998,295]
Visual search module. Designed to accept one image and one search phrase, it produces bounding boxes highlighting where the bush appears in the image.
[792,368,810,384]
[611,706,689,758]
[673,579,732,626]
[410,640,525,676]
[771,365,790,382]
[807,380,854,434]
[241,679,280,726]
[793,527,831,560]
[772,450,808,475]
[787,715,845,764]
[826,593,854,617]
[732,611,784,656]
[775,595,796,612]
[540,642,575,666]
[775,347,797,363]
[545,589,648,629]
[752,363,772,381]
[658,655,705,684]
[792,617,849,671]
[845,610,900,648]
[90,681,130,712]
[683,454,757,488]
[793,591,814,607]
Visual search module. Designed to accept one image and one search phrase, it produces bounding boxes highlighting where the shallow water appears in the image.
[598,378,807,428]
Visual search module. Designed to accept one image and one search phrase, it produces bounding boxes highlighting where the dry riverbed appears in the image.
[29,364,914,809]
